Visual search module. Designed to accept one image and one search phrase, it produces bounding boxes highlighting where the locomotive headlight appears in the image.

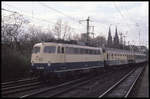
[31,61,34,66]
[48,61,51,66]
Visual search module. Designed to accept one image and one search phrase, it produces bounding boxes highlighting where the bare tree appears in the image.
[72,33,81,41]
[62,23,71,40]
[94,35,106,47]
[2,13,30,53]
[52,19,62,40]
[52,19,73,40]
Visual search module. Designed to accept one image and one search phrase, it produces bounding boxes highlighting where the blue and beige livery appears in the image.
[31,42,104,76]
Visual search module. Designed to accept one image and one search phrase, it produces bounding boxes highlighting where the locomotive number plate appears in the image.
[37,67,44,69]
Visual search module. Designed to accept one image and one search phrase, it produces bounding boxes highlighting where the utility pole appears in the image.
[90,26,95,38]
[123,35,127,50]
[139,31,140,46]
[119,32,123,45]
[119,32,123,49]
[79,16,92,45]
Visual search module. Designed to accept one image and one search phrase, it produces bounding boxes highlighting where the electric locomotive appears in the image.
[31,42,104,78]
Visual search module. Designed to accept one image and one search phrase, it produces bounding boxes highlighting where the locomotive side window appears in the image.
[57,46,61,53]
[62,47,64,53]
[44,46,56,53]
[32,46,40,53]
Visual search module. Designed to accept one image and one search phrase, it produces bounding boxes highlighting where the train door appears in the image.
[61,46,65,63]
[57,45,65,63]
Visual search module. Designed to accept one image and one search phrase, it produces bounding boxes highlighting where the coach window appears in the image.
[83,49,86,54]
[89,49,91,54]
[89,50,92,54]
[81,48,84,54]
[72,48,76,54]
[90,50,92,54]
[88,49,90,54]
[80,48,82,54]
[94,50,96,54]
[79,48,82,54]
[44,46,56,53]
[86,49,88,54]
[98,50,101,54]
[70,47,73,54]
[74,48,76,54]
[92,50,94,54]
[76,48,79,54]
[85,49,87,54]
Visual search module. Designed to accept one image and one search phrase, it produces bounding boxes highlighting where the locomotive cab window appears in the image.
[44,46,56,53]
[32,46,40,53]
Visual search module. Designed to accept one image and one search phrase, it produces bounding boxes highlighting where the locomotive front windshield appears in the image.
[44,46,56,53]
[32,46,40,53]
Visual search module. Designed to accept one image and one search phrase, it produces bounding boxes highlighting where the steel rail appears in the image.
[98,68,136,98]
[21,69,118,98]
[98,66,144,98]
[20,77,89,98]
[47,77,96,97]
[2,82,41,91]
[2,77,38,87]
[125,66,145,97]
[2,84,42,96]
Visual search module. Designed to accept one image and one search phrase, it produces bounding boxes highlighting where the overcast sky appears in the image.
[2,1,149,48]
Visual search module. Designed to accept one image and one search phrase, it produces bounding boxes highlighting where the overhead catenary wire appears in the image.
[2,7,82,33]
[2,7,56,25]
[113,3,131,29]
[38,2,82,25]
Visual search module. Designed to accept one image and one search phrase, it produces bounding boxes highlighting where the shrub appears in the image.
[1,46,31,82]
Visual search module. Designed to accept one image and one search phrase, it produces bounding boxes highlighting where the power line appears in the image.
[2,8,17,13]
[39,2,80,24]
[2,7,82,33]
[2,7,57,25]
[113,3,130,29]
[38,2,83,32]
[113,3,126,20]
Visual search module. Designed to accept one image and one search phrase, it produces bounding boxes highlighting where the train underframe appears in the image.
[31,60,147,82]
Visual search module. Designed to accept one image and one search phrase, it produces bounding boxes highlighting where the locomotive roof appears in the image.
[34,42,102,50]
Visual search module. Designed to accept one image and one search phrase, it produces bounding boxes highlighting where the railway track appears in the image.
[2,64,146,98]
[98,66,145,98]
[20,75,94,98]
[1,77,42,96]
[2,74,95,97]
[50,66,134,97]
[20,66,132,98]
[2,77,39,88]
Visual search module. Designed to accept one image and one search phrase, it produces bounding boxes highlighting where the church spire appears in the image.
[114,26,119,48]
[107,26,112,48]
